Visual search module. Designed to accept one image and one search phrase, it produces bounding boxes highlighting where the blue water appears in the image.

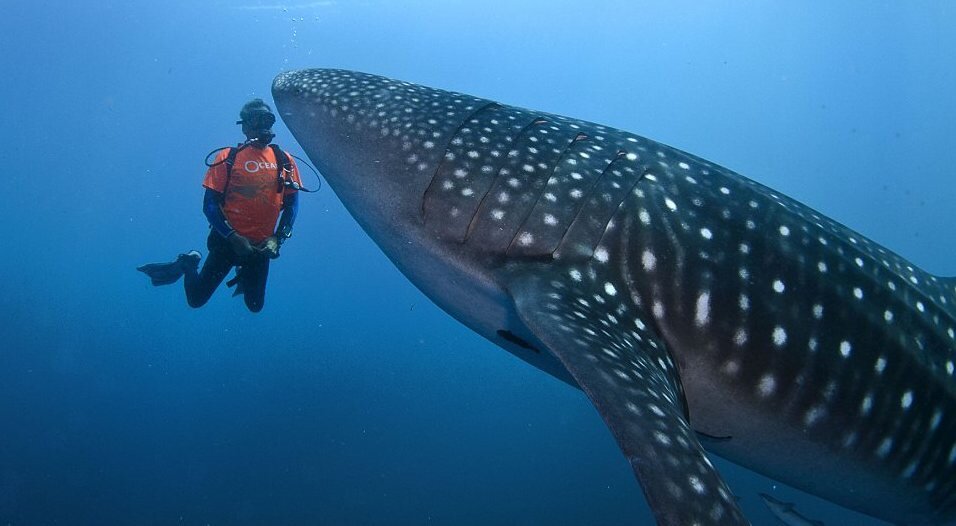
[2,1,954,524]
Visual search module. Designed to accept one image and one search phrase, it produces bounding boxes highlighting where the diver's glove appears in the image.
[258,236,281,259]
[227,231,255,257]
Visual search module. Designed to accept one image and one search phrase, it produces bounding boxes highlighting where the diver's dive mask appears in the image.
[237,111,276,130]
[238,112,276,144]
[238,99,277,144]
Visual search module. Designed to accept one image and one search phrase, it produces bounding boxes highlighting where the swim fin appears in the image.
[137,251,201,286]
[137,260,186,286]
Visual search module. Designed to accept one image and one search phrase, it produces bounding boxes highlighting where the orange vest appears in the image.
[204,146,302,243]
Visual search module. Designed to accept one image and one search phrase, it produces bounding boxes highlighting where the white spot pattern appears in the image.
[276,70,956,519]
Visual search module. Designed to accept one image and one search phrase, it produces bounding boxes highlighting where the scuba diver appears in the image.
[138,99,303,313]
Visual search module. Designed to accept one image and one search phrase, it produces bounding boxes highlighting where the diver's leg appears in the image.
[184,232,234,308]
[241,255,270,313]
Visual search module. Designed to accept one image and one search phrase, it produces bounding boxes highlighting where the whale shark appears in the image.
[272,68,956,525]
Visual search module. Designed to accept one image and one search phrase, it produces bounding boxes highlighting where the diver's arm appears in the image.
[203,188,235,237]
[275,192,299,243]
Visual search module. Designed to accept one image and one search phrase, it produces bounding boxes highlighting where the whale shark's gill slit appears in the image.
[564,150,625,221]
[422,103,537,239]
[505,137,618,259]
[497,330,541,353]
[553,150,640,259]
[420,101,501,218]
[588,167,651,257]
[466,120,585,252]
[505,132,590,256]
[461,117,550,243]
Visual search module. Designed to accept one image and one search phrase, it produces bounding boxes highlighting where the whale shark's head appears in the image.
[272,68,578,385]
[273,69,485,242]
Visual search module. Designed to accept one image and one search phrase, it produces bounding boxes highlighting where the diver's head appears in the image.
[238,98,276,145]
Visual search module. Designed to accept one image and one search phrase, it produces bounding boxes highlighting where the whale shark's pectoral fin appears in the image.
[509,271,749,526]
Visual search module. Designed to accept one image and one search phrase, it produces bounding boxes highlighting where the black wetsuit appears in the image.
[184,187,298,313]
[184,230,272,312]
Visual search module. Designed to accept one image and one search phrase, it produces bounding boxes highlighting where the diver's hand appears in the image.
[258,236,280,259]
[227,232,254,257]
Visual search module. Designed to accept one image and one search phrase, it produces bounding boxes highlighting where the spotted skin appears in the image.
[508,133,597,257]
[469,118,581,252]
[273,69,956,525]
[511,267,746,525]
[423,102,535,241]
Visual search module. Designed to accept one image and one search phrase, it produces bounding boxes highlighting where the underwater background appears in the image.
[2,1,955,524]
